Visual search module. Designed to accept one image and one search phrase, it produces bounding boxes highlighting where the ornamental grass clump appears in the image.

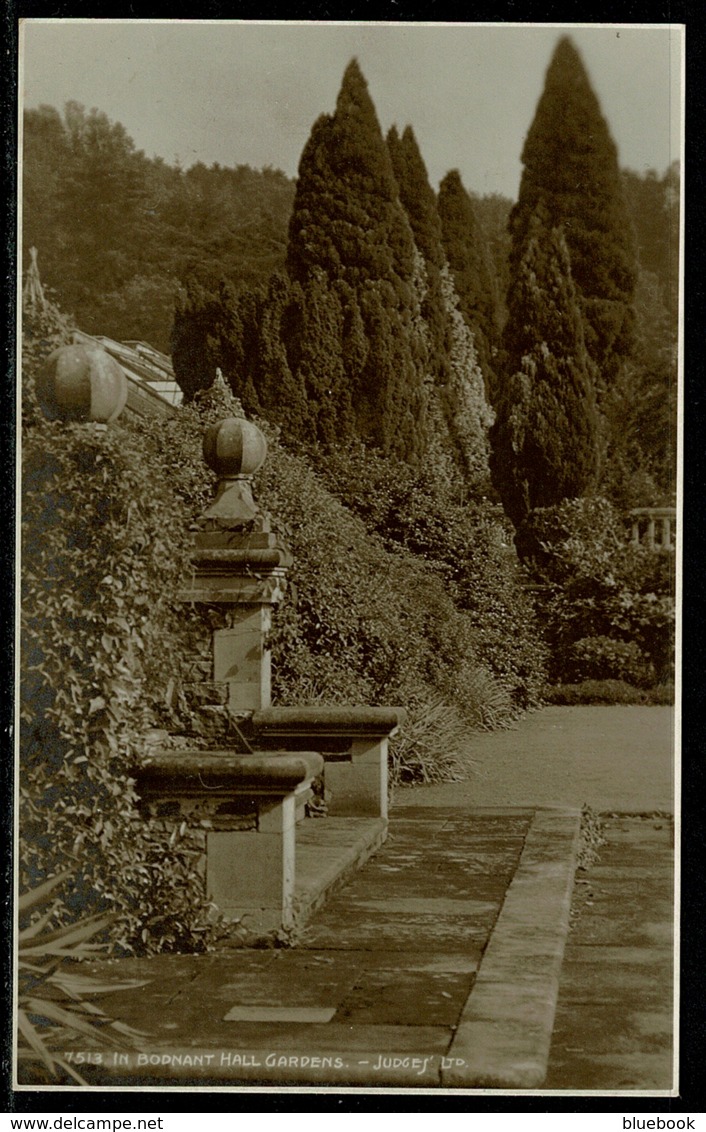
[389,694,477,785]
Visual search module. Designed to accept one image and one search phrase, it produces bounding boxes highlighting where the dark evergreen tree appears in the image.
[438,170,500,397]
[491,216,601,529]
[170,277,223,401]
[470,191,513,337]
[287,61,415,290]
[387,124,450,387]
[508,36,637,401]
[285,59,428,461]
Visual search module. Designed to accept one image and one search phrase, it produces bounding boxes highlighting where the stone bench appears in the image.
[136,748,323,935]
[251,705,406,820]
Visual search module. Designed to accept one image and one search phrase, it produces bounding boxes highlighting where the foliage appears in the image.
[622,163,680,328]
[518,497,675,684]
[388,695,477,785]
[387,123,450,390]
[438,169,500,398]
[254,428,513,718]
[22,102,295,352]
[559,636,655,687]
[283,58,429,463]
[508,37,636,396]
[491,218,601,527]
[544,681,674,706]
[20,304,222,953]
[609,165,680,505]
[316,444,548,708]
[470,191,513,334]
[18,873,148,1084]
[502,36,639,514]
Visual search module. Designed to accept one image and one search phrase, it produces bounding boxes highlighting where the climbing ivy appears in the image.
[20,411,219,952]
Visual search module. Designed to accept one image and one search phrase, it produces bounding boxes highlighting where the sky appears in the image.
[19,20,682,200]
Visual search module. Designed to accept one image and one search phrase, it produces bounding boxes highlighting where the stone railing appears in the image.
[628,507,676,552]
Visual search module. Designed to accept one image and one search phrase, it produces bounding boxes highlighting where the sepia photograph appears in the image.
[15,19,681,1099]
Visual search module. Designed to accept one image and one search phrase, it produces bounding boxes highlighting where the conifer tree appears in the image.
[491,217,600,528]
[387,125,495,486]
[438,170,500,397]
[285,59,428,461]
[171,277,222,401]
[508,36,636,399]
[387,124,450,387]
[438,264,495,489]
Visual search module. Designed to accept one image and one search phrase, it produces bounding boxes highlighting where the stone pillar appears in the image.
[661,515,672,551]
[325,737,390,820]
[647,517,656,550]
[181,417,292,712]
[136,748,323,935]
[207,794,296,933]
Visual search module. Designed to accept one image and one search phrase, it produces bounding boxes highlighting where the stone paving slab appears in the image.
[544,815,675,1093]
[38,806,589,1090]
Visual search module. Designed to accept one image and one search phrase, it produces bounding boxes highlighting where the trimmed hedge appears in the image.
[544,681,675,706]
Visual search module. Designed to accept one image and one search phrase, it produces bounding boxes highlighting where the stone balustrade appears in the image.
[628,507,676,552]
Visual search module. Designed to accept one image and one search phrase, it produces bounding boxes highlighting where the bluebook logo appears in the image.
[623,1122,695,1129]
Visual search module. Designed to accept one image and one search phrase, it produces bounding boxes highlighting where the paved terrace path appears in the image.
[39,706,676,1092]
[394,705,675,813]
[545,813,675,1092]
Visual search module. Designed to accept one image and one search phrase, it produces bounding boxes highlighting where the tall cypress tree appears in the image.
[171,277,223,401]
[387,124,450,387]
[438,170,500,398]
[508,36,637,400]
[491,215,600,529]
[387,125,494,487]
[285,59,428,461]
[287,60,415,290]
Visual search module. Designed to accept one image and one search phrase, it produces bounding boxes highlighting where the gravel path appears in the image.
[392,705,675,813]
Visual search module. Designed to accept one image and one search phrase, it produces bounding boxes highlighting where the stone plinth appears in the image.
[179,417,292,713]
[137,748,323,933]
[251,706,406,821]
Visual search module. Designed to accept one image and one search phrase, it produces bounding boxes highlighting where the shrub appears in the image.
[519,497,675,684]
[317,444,548,706]
[255,430,519,730]
[543,680,674,706]
[560,635,655,687]
[389,694,477,785]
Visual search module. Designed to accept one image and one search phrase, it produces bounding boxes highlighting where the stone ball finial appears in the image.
[36,344,128,424]
[203,417,268,479]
